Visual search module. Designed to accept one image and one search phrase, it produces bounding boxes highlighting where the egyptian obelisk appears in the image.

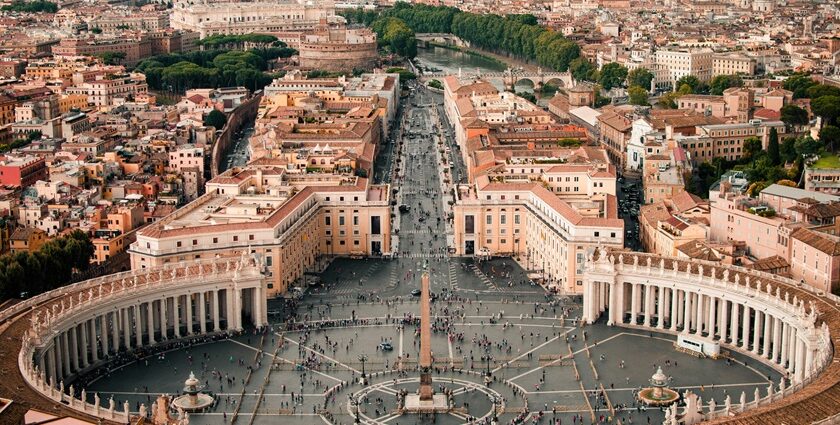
[418,272,433,400]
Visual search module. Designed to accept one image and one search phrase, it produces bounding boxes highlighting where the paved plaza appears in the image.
[84,88,781,425]
[85,256,781,425]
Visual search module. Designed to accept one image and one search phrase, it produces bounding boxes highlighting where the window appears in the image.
[339,216,345,226]
[465,215,475,234]
[514,214,520,225]
[213,237,218,244]
[325,216,331,226]
[249,234,254,241]
[177,241,182,247]
[486,215,492,225]
[500,215,506,225]
[233,236,238,242]
[353,216,359,226]
[594,232,600,237]
[371,216,381,235]
[192,239,198,245]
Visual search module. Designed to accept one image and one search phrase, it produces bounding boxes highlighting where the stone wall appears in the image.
[298,41,378,72]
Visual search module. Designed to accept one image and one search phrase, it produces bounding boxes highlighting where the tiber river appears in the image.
[414,45,549,103]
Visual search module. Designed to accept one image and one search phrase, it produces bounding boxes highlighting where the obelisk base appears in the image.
[403,394,450,413]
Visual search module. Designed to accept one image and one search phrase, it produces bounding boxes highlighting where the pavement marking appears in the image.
[533,381,769,395]
[507,333,625,383]
[492,334,565,373]
[282,335,361,374]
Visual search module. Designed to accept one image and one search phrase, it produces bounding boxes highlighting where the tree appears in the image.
[781,137,797,163]
[91,27,102,34]
[768,127,780,165]
[371,17,417,58]
[657,84,691,109]
[819,125,840,152]
[806,84,840,100]
[627,67,654,90]
[569,57,596,82]
[780,104,809,128]
[95,51,126,65]
[204,109,227,130]
[627,85,649,106]
[743,137,763,162]
[794,136,821,158]
[675,75,705,94]
[812,96,840,126]
[1,0,57,12]
[782,74,816,99]
[709,74,743,95]
[598,62,628,91]
[428,79,443,90]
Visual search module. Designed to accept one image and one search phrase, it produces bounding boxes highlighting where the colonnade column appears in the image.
[147,302,156,345]
[730,302,739,345]
[707,297,716,338]
[186,294,194,335]
[772,317,782,363]
[781,322,790,368]
[741,306,751,350]
[656,286,665,329]
[48,343,57,383]
[134,305,143,348]
[762,312,772,358]
[212,290,221,332]
[669,288,678,331]
[684,291,692,332]
[79,320,88,368]
[100,315,109,356]
[60,331,69,377]
[90,317,99,363]
[752,309,762,354]
[643,285,653,327]
[677,290,684,328]
[111,311,119,351]
[174,295,182,338]
[694,294,703,336]
[70,325,79,371]
[160,297,168,340]
[122,307,131,350]
[787,327,798,373]
[630,284,639,324]
[719,299,728,342]
[199,291,207,334]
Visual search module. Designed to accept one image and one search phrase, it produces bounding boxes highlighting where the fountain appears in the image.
[171,372,215,412]
[637,367,679,406]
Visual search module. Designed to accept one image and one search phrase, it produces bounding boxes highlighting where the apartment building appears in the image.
[129,166,391,296]
[452,177,623,294]
[712,53,756,76]
[655,48,714,86]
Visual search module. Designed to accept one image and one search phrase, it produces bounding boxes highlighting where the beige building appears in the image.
[655,48,714,86]
[171,0,337,38]
[452,176,623,294]
[712,53,756,76]
[298,21,377,72]
[129,166,391,296]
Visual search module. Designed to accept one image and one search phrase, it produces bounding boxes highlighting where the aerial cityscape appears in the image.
[0,0,837,424]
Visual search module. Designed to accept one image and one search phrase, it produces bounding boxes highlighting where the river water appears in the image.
[414,45,545,101]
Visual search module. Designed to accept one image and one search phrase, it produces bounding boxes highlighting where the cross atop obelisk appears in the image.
[418,272,433,400]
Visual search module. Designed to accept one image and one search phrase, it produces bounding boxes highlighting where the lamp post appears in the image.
[359,353,368,385]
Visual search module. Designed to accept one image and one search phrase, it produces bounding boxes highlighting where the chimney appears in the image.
[665,124,674,140]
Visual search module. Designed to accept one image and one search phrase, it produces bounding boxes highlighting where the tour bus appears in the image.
[677,334,720,358]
